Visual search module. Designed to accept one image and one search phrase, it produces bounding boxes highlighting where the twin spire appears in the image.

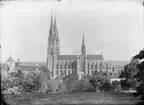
[49,13,86,55]
[82,32,85,46]
[81,32,86,55]
[49,13,59,42]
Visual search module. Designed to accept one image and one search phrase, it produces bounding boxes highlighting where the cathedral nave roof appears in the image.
[57,55,77,60]
[87,55,104,60]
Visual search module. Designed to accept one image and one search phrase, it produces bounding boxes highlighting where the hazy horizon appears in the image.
[1,1,144,62]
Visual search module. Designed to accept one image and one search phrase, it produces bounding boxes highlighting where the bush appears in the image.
[64,71,121,92]
[47,79,59,92]
[22,73,41,92]
[111,81,121,92]
[88,71,111,92]
[1,70,24,93]
[119,59,139,91]
[56,82,67,93]
[99,81,113,92]
[120,79,136,91]
[63,74,79,92]
[71,78,93,92]
[1,79,11,92]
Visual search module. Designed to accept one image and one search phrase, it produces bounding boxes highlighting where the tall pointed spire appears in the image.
[50,12,53,31]
[82,32,85,46]
[48,13,54,42]
[54,15,59,42]
[54,16,57,32]
[81,32,86,56]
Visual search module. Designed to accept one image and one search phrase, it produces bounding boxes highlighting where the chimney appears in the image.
[15,59,20,66]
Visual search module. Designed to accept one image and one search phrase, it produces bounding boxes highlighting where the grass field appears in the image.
[4,92,143,105]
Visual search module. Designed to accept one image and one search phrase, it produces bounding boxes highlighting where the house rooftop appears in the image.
[14,65,38,72]
[6,55,15,62]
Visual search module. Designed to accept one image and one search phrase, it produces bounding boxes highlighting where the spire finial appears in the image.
[82,32,85,46]
[54,13,59,42]
[50,12,53,30]
[54,14,57,31]
[81,32,86,55]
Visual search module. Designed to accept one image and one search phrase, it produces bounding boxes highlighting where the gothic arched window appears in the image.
[88,63,90,69]
[56,69,58,76]
[70,62,73,69]
[50,50,53,55]
[90,64,93,69]
[88,69,89,75]
[60,64,63,69]
[60,69,63,75]
[51,70,53,77]
[68,69,70,74]
[68,64,71,69]
[65,63,67,69]
[56,64,59,69]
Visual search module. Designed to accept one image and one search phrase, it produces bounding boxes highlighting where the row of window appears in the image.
[51,69,75,77]
[51,68,118,77]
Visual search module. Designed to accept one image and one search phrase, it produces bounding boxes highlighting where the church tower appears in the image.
[81,33,86,56]
[80,33,87,75]
[47,13,60,78]
[54,16,60,55]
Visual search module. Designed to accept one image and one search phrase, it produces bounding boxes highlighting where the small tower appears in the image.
[5,54,15,72]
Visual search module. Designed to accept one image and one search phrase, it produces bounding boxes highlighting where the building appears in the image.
[13,63,40,74]
[3,14,123,78]
[46,14,105,78]
[5,54,16,72]
[4,55,40,73]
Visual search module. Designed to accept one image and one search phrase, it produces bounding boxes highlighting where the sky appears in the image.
[0,0,144,62]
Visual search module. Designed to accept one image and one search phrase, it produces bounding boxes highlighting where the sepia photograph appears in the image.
[0,0,144,105]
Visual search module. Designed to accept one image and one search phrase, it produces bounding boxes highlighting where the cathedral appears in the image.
[46,14,105,78]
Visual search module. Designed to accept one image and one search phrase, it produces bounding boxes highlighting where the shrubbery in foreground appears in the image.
[65,72,122,92]
[1,67,123,94]
[1,70,42,93]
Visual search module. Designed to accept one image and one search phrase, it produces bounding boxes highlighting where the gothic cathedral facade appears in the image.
[46,14,104,78]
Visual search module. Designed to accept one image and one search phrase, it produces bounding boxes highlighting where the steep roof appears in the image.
[6,56,15,62]
[58,55,77,60]
[87,55,104,60]
[14,65,38,72]
[57,55,104,60]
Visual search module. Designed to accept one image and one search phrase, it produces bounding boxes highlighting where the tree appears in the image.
[72,78,93,92]
[9,70,24,89]
[120,59,140,90]
[100,81,113,92]
[22,73,41,92]
[38,65,51,93]
[88,71,111,92]
[133,49,144,95]
[63,74,79,92]
[111,81,121,92]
